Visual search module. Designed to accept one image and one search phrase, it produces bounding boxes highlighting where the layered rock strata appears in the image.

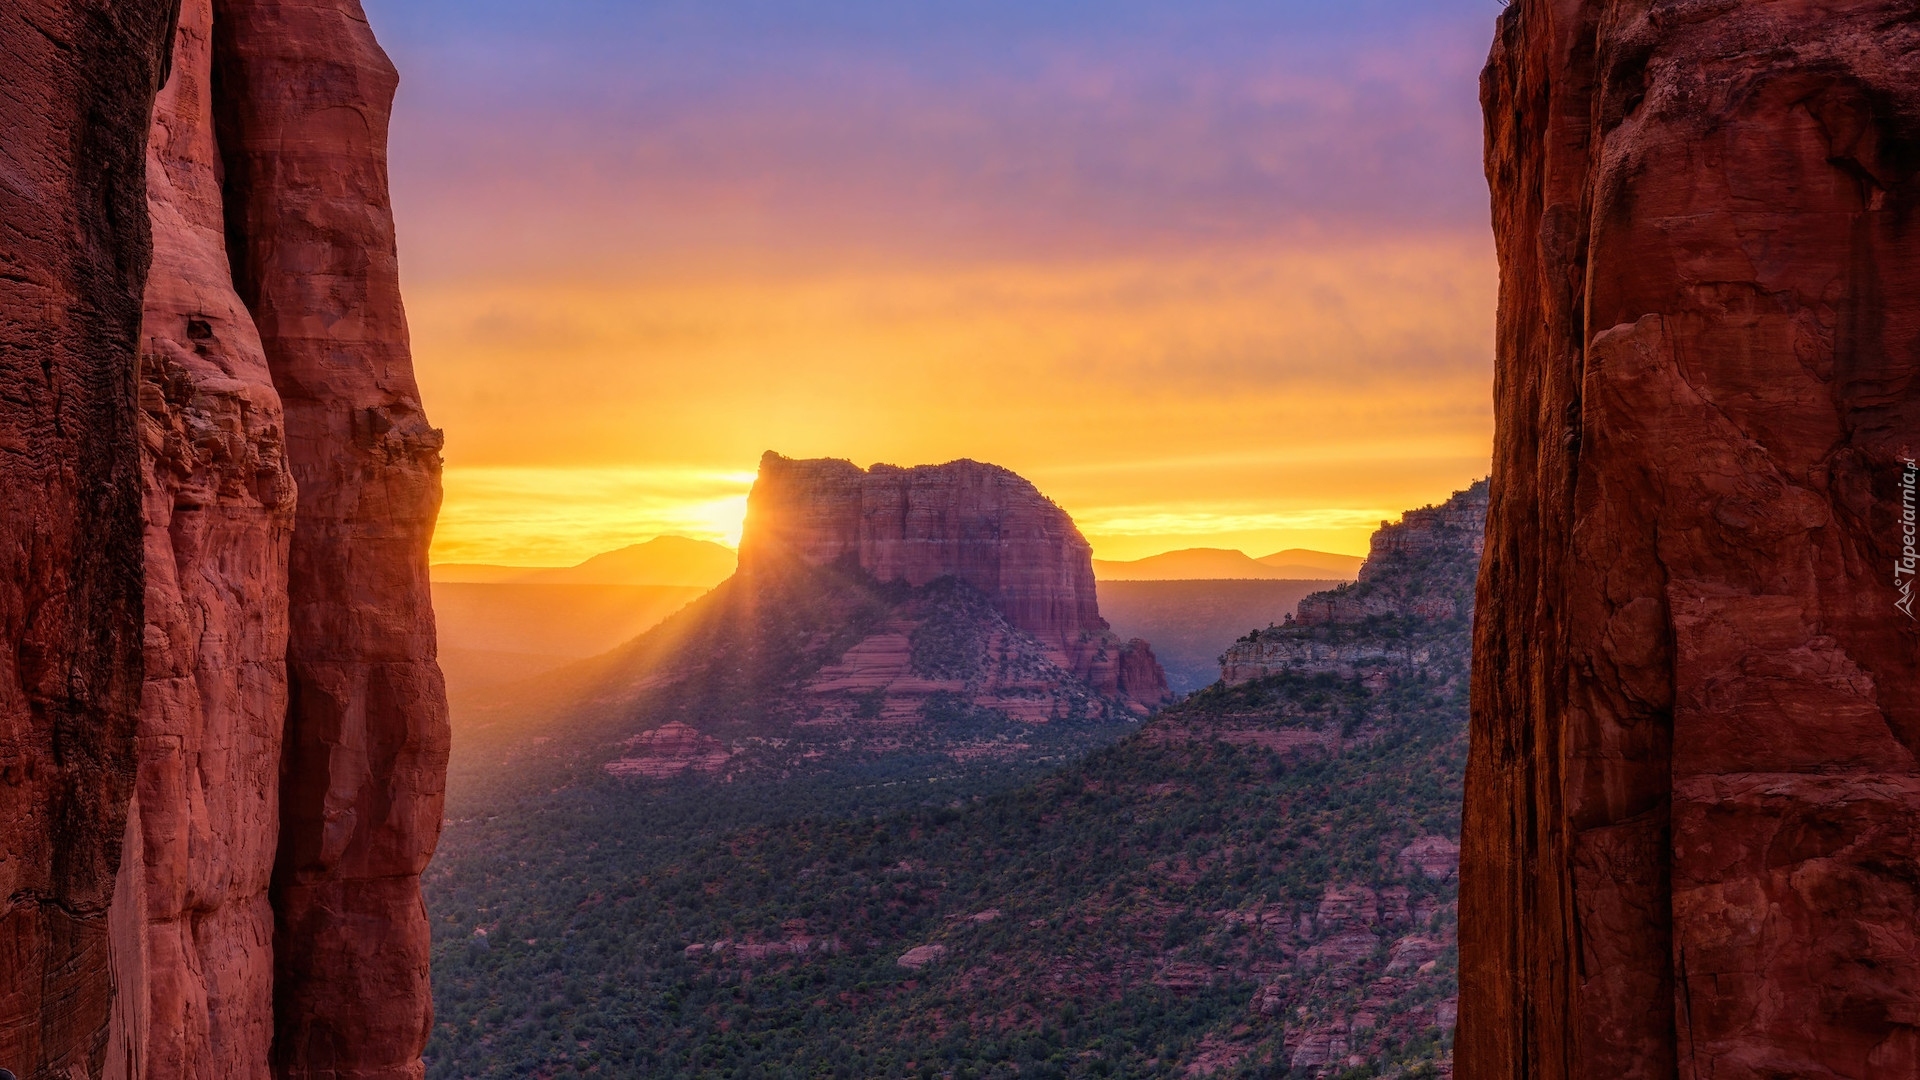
[1461,3,1920,1077]
[741,453,1167,709]
[1221,481,1486,685]
[0,4,176,1077]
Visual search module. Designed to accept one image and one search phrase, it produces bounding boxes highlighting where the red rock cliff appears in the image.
[1461,3,1920,1077]
[0,3,447,1078]
[132,1,298,1076]
[213,1,450,1076]
[0,4,175,1077]
[740,453,1167,709]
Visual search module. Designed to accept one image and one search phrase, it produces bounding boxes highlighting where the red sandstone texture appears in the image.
[132,3,299,1077]
[1461,3,1920,1077]
[214,2,450,1076]
[603,723,736,780]
[0,4,175,1077]
[1,3,446,1078]
[741,453,1168,709]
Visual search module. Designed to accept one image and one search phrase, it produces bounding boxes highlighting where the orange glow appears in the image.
[414,233,1494,567]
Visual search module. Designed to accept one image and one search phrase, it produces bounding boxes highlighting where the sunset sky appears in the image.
[367,0,1499,566]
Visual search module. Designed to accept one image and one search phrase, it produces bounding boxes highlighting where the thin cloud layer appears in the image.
[365,0,1500,565]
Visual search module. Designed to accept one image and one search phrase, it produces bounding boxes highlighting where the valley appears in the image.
[424,471,1486,1079]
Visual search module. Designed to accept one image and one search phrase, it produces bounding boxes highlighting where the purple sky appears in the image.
[369,0,1496,278]
[362,0,1506,566]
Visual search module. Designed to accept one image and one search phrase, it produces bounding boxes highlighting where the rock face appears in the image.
[0,4,447,1078]
[214,2,451,1075]
[0,4,176,1077]
[742,453,1166,708]
[1221,481,1486,685]
[460,455,1166,790]
[1461,4,1920,1077]
[134,2,297,1076]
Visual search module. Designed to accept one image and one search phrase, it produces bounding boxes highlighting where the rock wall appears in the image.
[134,1,298,1076]
[0,3,447,1078]
[1461,3,1920,1077]
[212,2,450,1076]
[741,452,1166,707]
[0,4,177,1077]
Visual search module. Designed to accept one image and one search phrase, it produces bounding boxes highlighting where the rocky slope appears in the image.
[454,455,1167,790]
[0,5,447,1078]
[428,672,1469,1080]
[1462,4,1920,1077]
[1220,482,1485,686]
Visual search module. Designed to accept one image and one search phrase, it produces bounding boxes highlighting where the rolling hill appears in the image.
[1093,547,1362,582]
[433,535,738,588]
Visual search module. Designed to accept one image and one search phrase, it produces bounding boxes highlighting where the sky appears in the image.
[365,0,1501,566]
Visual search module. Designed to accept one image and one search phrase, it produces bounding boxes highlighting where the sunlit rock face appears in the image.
[1461,2,1920,1077]
[1220,481,1485,687]
[212,1,450,1075]
[1,3,446,1078]
[0,3,174,1077]
[741,452,1168,710]
[134,2,297,1076]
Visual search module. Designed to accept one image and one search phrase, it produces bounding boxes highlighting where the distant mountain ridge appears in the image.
[440,537,1361,588]
[432,535,737,587]
[1093,546,1362,581]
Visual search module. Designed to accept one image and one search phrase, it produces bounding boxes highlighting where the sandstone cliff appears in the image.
[0,5,176,1077]
[0,4,447,1079]
[742,453,1166,708]
[134,2,297,1075]
[1220,481,1486,686]
[215,4,451,1074]
[1462,3,1920,1077]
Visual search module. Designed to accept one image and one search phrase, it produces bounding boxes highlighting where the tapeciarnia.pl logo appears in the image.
[1899,457,1917,620]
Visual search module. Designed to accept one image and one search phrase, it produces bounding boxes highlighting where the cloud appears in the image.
[363,0,1501,565]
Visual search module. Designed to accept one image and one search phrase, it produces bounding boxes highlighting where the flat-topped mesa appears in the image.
[1222,481,1486,685]
[740,452,1167,709]
[1462,3,1920,1076]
